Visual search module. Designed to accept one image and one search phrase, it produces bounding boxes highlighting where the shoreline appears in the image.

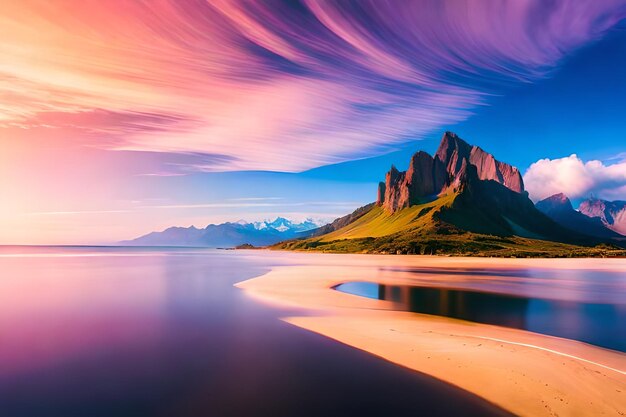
[266,245,626,258]
[236,254,626,417]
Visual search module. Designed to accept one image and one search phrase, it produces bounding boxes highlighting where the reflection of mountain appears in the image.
[121,217,320,248]
[379,285,529,330]
[277,132,626,256]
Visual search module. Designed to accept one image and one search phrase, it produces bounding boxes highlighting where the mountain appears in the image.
[122,217,321,247]
[377,132,523,213]
[277,132,625,257]
[579,198,626,236]
[536,193,622,239]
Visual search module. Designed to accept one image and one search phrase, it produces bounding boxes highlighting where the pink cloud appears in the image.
[1,1,625,171]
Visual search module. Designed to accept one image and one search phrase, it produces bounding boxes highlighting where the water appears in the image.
[336,270,626,352]
[0,247,509,417]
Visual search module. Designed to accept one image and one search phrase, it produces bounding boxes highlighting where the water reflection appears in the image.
[335,282,626,352]
[380,266,626,305]
[0,247,509,417]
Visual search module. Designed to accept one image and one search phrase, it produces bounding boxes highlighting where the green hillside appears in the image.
[320,193,456,241]
[275,192,626,257]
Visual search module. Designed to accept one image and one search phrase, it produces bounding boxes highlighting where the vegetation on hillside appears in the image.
[274,194,626,258]
[275,231,626,257]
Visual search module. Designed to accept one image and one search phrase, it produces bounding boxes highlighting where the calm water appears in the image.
[336,277,626,352]
[0,247,510,417]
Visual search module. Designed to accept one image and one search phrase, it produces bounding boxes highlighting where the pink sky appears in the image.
[2,0,625,244]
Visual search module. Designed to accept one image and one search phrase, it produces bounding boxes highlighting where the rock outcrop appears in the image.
[536,194,622,238]
[377,131,525,213]
[536,193,573,213]
[436,131,524,193]
[579,198,626,236]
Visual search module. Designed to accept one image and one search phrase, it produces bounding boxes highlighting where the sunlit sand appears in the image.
[236,253,626,417]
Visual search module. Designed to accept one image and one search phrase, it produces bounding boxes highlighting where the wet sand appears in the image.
[236,254,626,417]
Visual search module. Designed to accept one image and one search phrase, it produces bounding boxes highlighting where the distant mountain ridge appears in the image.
[122,217,321,247]
[277,132,625,257]
[535,193,622,239]
[578,198,626,236]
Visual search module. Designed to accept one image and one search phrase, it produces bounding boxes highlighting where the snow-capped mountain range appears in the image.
[251,217,320,233]
[121,217,324,248]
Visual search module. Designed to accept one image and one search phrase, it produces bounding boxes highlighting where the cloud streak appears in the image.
[1,0,625,171]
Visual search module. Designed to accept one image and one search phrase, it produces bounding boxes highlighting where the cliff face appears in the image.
[377,132,525,212]
[579,198,626,236]
[435,131,524,193]
[378,152,447,212]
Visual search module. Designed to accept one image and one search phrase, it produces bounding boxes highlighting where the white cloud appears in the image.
[524,154,626,201]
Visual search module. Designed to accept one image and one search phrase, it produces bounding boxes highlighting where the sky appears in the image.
[1,0,626,244]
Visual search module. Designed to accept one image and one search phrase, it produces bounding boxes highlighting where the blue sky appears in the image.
[213,22,626,211]
[305,22,626,181]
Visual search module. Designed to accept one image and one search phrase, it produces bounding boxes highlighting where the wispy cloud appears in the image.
[228,197,284,202]
[2,1,624,171]
[135,172,188,177]
[20,201,362,216]
[139,201,362,210]
[604,152,626,163]
[22,210,133,216]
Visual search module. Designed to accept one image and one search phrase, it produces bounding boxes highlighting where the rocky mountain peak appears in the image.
[579,198,626,236]
[536,193,574,213]
[435,131,473,175]
[579,198,608,219]
[536,194,623,239]
[377,132,525,213]
[435,132,524,193]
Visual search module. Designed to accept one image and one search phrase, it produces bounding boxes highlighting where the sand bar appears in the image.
[236,253,626,417]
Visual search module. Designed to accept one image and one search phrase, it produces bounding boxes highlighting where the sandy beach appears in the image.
[236,253,626,417]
